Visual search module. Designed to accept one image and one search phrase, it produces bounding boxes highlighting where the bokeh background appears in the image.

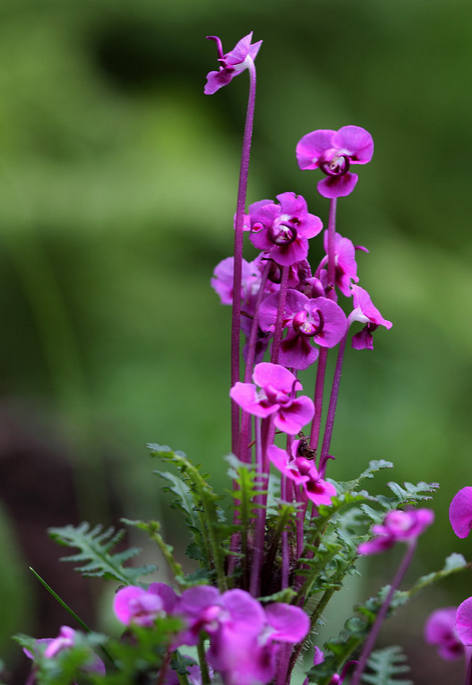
[1,0,472,682]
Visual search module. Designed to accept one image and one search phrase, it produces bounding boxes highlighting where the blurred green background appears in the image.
[1,0,471,681]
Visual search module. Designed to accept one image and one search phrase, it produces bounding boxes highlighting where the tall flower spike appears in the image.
[296,126,373,198]
[204,32,262,95]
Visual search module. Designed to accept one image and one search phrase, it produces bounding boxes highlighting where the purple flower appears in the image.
[248,192,323,266]
[296,126,374,199]
[204,33,262,95]
[23,626,105,679]
[230,362,314,435]
[268,441,337,506]
[425,608,464,660]
[211,256,264,306]
[349,284,392,350]
[113,582,178,627]
[358,509,434,555]
[316,231,362,298]
[259,289,347,369]
[456,597,472,646]
[449,486,472,538]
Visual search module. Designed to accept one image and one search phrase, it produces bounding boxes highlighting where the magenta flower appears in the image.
[358,508,434,555]
[259,290,347,369]
[316,231,362,297]
[211,256,264,306]
[204,32,262,95]
[230,362,314,434]
[113,582,178,627]
[349,284,392,350]
[248,192,323,266]
[425,608,464,660]
[268,441,337,506]
[449,486,472,538]
[296,126,374,198]
[456,597,472,647]
[23,626,105,678]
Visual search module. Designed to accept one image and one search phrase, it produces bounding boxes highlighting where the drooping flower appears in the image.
[268,440,337,506]
[259,290,347,369]
[296,126,374,198]
[449,486,472,539]
[230,362,314,434]
[113,583,178,627]
[248,192,323,266]
[349,284,392,350]
[358,509,434,555]
[424,608,464,660]
[204,32,262,95]
[316,231,363,297]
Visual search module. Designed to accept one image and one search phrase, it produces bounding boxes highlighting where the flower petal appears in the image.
[296,130,336,170]
[333,125,374,164]
[449,486,472,538]
[252,362,298,394]
[264,603,310,643]
[317,172,358,199]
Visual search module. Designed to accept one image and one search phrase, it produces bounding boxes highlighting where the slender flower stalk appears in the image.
[270,266,289,364]
[326,198,338,298]
[239,260,271,462]
[465,647,472,685]
[351,540,418,685]
[319,332,347,473]
[250,416,274,596]
[230,58,257,455]
[281,474,290,589]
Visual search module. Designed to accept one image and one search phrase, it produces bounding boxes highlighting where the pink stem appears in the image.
[281,475,290,589]
[270,266,289,364]
[250,416,274,596]
[230,58,257,456]
[319,333,347,474]
[465,647,472,685]
[351,540,417,685]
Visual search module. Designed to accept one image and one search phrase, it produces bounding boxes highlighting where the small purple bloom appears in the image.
[114,583,178,627]
[425,608,464,660]
[24,626,105,677]
[349,284,392,350]
[316,231,361,298]
[449,486,472,538]
[268,441,337,506]
[358,509,434,555]
[296,126,374,199]
[259,290,347,370]
[230,362,314,435]
[248,192,323,266]
[211,256,264,306]
[456,597,472,646]
[204,32,262,95]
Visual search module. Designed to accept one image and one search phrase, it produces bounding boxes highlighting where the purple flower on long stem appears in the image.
[296,126,373,198]
[349,284,392,350]
[425,607,464,660]
[259,289,347,370]
[204,33,262,95]
[449,487,472,538]
[230,362,314,435]
[248,192,323,266]
[268,440,336,506]
[358,508,434,556]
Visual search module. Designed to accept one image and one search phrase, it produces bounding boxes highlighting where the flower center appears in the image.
[294,457,312,475]
[320,153,350,177]
[264,383,290,406]
[292,309,324,337]
[268,221,297,246]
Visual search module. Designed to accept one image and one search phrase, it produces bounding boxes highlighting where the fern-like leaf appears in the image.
[49,523,155,585]
[362,646,412,684]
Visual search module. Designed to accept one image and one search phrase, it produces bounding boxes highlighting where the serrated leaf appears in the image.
[49,523,155,585]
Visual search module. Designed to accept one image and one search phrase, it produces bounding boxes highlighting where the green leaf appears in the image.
[49,522,155,585]
[362,645,412,684]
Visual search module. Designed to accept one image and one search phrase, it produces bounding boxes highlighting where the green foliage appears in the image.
[49,523,155,585]
[362,646,412,685]
[306,553,468,684]
[149,443,230,590]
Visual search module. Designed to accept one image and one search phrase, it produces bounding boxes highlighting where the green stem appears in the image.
[197,637,211,685]
[29,566,91,633]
